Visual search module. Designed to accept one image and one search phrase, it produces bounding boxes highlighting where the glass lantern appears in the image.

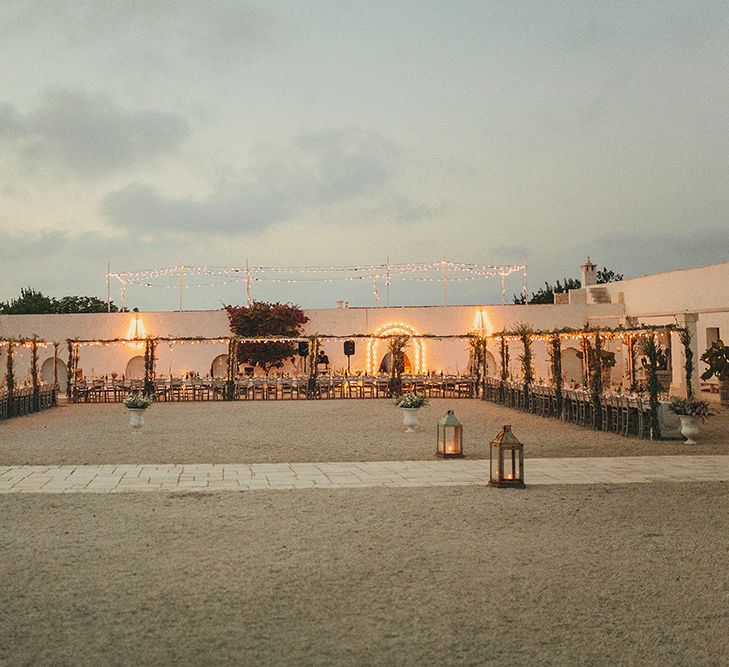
[489,425,525,488]
[436,410,464,458]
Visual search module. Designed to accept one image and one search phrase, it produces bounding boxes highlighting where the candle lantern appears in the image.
[436,410,464,458]
[489,425,525,488]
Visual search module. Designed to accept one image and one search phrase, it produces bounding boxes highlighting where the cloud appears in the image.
[101,127,427,234]
[0,2,282,77]
[0,88,189,179]
[593,226,729,277]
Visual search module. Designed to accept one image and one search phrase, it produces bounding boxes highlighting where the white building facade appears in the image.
[1,260,727,399]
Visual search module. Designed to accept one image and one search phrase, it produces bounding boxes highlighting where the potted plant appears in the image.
[700,340,729,406]
[667,397,714,444]
[123,393,153,428]
[394,393,428,432]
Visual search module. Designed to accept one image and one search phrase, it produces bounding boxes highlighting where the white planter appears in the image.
[401,407,421,433]
[128,408,146,429]
[679,415,700,444]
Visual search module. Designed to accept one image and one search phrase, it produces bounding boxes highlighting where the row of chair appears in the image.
[72,377,476,402]
[483,379,654,439]
[0,388,57,420]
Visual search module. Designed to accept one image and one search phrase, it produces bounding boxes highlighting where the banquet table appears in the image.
[72,375,476,403]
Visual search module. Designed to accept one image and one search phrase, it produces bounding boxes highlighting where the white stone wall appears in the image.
[3,260,726,385]
[0,302,623,381]
[593,261,729,391]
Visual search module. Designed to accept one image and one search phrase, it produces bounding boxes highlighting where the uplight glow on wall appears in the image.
[366,322,425,374]
[126,315,146,341]
[473,308,492,336]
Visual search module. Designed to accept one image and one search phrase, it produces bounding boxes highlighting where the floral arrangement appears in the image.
[700,340,729,381]
[394,393,428,409]
[668,397,714,421]
[123,393,154,409]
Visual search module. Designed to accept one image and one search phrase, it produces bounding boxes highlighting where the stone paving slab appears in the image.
[0,456,728,494]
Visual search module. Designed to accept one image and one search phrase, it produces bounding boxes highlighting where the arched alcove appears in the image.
[125,356,145,380]
[485,350,497,376]
[211,354,228,379]
[367,323,425,374]
[562,347,584,385]
[378,351,412,374]
[41,357,68,392]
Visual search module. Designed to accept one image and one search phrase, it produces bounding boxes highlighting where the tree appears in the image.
[513,278,582,305]
[0,288,56,314]
[55,295,119,313]
[0,287,121,314]
[225,301,309,374]
[513,267,622,304]
[596,267,623,284]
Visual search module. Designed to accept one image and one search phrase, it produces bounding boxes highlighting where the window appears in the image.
[706,328,720,347]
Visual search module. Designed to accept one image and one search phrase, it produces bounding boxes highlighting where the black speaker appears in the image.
[297,341,309,357]
[343,340,355,356]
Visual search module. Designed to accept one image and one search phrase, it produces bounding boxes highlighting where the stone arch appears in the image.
[378,351,412,374]
[485,350,497,376]
[41,357,68,392]
[211,354,228,379]
[562,347,584,385]
[367,323,425,374]
[125,356,145,380]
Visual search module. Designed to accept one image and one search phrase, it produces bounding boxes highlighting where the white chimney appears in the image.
[581,257,597,287]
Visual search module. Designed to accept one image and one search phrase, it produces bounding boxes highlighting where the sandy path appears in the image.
[0,399,729,465]
[2,483,728,665]
[1,399,726,465]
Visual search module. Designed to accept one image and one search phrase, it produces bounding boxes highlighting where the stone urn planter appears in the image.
[401,408,421,433]
[679,415,701,444]
[128,407,146,429]
[124,394,153,429]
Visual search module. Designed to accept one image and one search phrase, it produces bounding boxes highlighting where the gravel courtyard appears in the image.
[3,398,727,664]
[2,482,728,665]
[1,399,726,465]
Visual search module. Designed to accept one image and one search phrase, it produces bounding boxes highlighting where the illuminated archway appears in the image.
[367,323,425,375]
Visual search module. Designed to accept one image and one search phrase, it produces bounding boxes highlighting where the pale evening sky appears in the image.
[1,1,728,310]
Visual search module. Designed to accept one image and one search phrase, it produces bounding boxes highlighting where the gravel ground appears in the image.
[1,483,728,665]
[0,399,726,466]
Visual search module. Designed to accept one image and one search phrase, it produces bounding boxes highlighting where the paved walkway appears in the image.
[1,456,728,493]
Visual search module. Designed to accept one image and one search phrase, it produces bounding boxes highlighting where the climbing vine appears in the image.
[5,340,15,416]
[498,335,509,403]
[549,333,563,417]
[468,334,488,398]
[590,332,603,428]
[225,337,237,400]
[143,338,157,396]
[30,336,39,410]
[306,335,321,398]
[678,328,694,398]
[66,340,78,401]
[641,333,662,439]
[387,335,409,397]
[513,324,534,403]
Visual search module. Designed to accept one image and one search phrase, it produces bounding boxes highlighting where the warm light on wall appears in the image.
[126,316,146,341]
[366,322,425,374]
[473,308,491,336]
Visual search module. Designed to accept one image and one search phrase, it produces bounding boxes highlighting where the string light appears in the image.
[366,323,425,374]
[108,260,527,292]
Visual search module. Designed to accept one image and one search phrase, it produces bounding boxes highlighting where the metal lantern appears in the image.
[489,425,525,488]
[436,410,464,458]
